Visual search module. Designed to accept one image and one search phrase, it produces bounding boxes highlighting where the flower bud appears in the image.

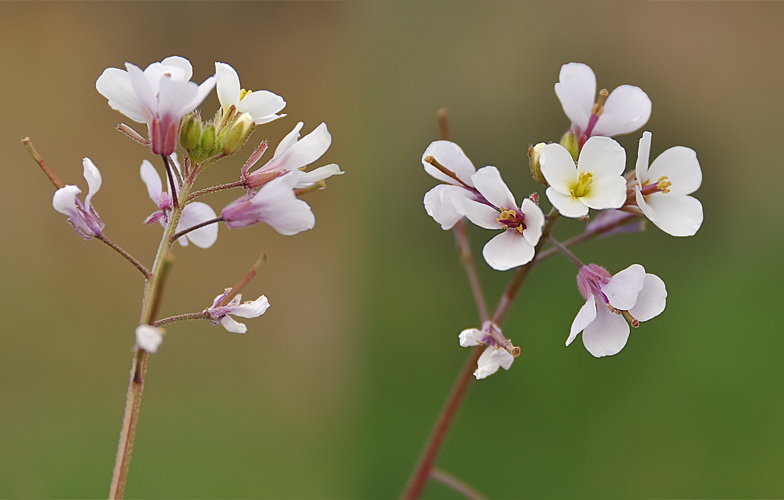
[528,142,547,185]
[222,113,255,155]
[560,130,579,161]
[180,113,203,151]
[200,124,216,154]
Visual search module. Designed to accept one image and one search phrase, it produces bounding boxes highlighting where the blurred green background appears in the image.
[2,2,783,498]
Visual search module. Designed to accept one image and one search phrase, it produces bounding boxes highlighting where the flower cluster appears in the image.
[47,56,343,353]
[420,62,702,377]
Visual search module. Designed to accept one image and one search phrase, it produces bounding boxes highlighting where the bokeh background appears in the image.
[2,2,783,498]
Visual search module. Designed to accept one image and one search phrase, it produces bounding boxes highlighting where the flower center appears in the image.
[640,176,672,197]
[497,207,526,233]
[240,88,253,101]
[570,171,593,198]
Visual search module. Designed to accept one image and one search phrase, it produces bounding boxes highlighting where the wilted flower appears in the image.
[459,322,516,379]
[206,290,270,334]
[567,263,666,357]
[140,156,218,248]
[539,136,627,218]
[632,131,703,237]
[52,158,105,239]
[96,56,215,155]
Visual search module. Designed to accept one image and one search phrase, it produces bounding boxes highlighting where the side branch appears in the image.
[170,217,224,242]
[188,180,245,202]
[430,468,488,500]
[453,219,489,323]
[96,234,151,279]
[22,137,64,189]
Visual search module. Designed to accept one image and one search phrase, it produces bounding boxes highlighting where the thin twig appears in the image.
[170,216,224,242]
[153,311,210,328]
[187,180,245,202]
[547,236,584,269]
[96,234,151,279]
[161,155,179,209]
[22,137,64,189]
[453,219,488,323]
[430,468,489,500]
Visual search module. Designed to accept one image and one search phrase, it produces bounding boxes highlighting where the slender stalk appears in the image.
[109,180,192,499]
[154,311,210,328]
[430,468,488,500]
[171,216,224,243]
[534,212,636,263]
[547,236,584,269]
[401,347,484,500]
[22,137,64,189]
[453,219,488,323]
[95,234,151,279]
[187,180,245,202]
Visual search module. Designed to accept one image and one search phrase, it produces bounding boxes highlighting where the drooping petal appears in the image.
[582,305,630,357]
[592,85,651,137]
[95,67,147,123]
[647,146,702,196]
[520,198,545,247]
[471,166,516,210]
[567,295,597,346]
[474,346,514,379]
[601,264,645,311]
[636,189,703,237]
[220,315,248,334]
[140,160,163,205]
[422,140,476,187]
[215,62,241,110]
[229,295,270,318]
[176,202,218,248]
[424,185,470,230]
[223,174,315,235]
[238,90,287,124]
[635,131,652,181]
[554,62,596,133]
[291,164,344,188]
[261,123,330,175]
[52,185,81,218]
[629,274,667,322]
[136,325,164,353]
[539,143,578,194]
[459,328,484,347]
[545,187,588,218]
[482,229,535,271]
[82,158,102,208]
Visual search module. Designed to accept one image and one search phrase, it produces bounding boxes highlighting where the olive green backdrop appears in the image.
[2,2,782,498]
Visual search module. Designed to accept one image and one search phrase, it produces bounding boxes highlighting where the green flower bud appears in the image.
[222,113,255,155]
[180,113,203,151]
[528,142,547,185]
[560,130,579,161]
[200,124,216,154]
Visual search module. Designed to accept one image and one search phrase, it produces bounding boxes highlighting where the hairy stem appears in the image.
[170,217,224,243]
[154,311,210,328]
[187,180,245,202]
[96,235,151,279]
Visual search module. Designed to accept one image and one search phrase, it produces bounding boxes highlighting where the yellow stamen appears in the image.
[570,171,593,198]
[240,88,253,101]
[497,208,525,233]
[657,176,672,194]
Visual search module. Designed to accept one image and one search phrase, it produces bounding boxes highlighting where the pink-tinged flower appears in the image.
[215,62,286,125]
[52,158,105,239]
[567,263,667,357]
[96,56,216,155]
[539,136,627,218]
[633,131,703,237]
[140,156,218,248]
[555,62,651,140]
[421,140,481,230]
[222,170,316,235]
[205,290,270,334]
[136,325,164,353]
[459,322,515,380]
[455,166,545,271]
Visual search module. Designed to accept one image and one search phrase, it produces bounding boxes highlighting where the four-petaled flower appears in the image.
[632,131,703,237]
[539,136,627,218]
[421,140,480,230]
[568,263,667,357]
[243,122,342,190]
[206,290,271,334]
[215,62,286,125]
[96,56,216,155]
[52,158,105,239]
[459,322,515,379]
[555,62,651,141]
[456,166,545,271]
[140,155,218,248]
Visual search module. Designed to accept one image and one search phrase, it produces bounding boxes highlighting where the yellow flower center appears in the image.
[497,208,526,233]
[570,171,593,198]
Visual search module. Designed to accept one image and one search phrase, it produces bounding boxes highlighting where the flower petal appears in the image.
[474,346,514,379]
[629,274,667,322]
[177,202,218,248]
[567,295,596,346]
[482,230,534,271]
[592,85,651,137]
[455,197,502,230]
[459,328,484,347]
[238,90,287,124]
[636,189,703,237]
[220,316,248,334]
[82,158,102,208]
[647,146,702,196]
[229,295,270,318]
[601,264,645,311]
[52,185,80,217]
[291,164,343,188]
[635,131,652,181]
[582,305,630,357]
[520,198,545,247]
[554,62,596,133]
[471,166,516,210]
[274,122,303,158]
[424,185,470,230]
[215,62,241,110]
[545,187,588,218]
[140,160,163,205]
[539,143,578,194]
[422,140,476,187]
[95,67,147,123]
[578,136,626,179]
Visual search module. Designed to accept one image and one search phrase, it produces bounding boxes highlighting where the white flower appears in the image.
[455,167,545,271]
[244,122,341,190]
[96,56,216,155]
[567,263,667,357]
[458,323,515,380]
[555,62,651,139]
[634,131,703,237]
[136,325,164,353]
[222,170,316,235]
[52,158,105,239]
[215,62,286,125]
[206,291,270,334]
[539,136,627,218]
[421,140,480,230]
[140,156,218,248]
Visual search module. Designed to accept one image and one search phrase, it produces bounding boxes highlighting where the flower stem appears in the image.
[109,182,191,499]
[170,217,225,243]
[95,234,151,279]
[187,180,245,202]
[453,219,488,323]
[430,468,488,500]
[153,311,210,328]
[22,137,64,189]
[547,236,584,269]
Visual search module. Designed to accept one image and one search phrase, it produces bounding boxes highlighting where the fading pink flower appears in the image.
[206,290,270,334]
[52,158,105,239]
[459,322,515,379]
